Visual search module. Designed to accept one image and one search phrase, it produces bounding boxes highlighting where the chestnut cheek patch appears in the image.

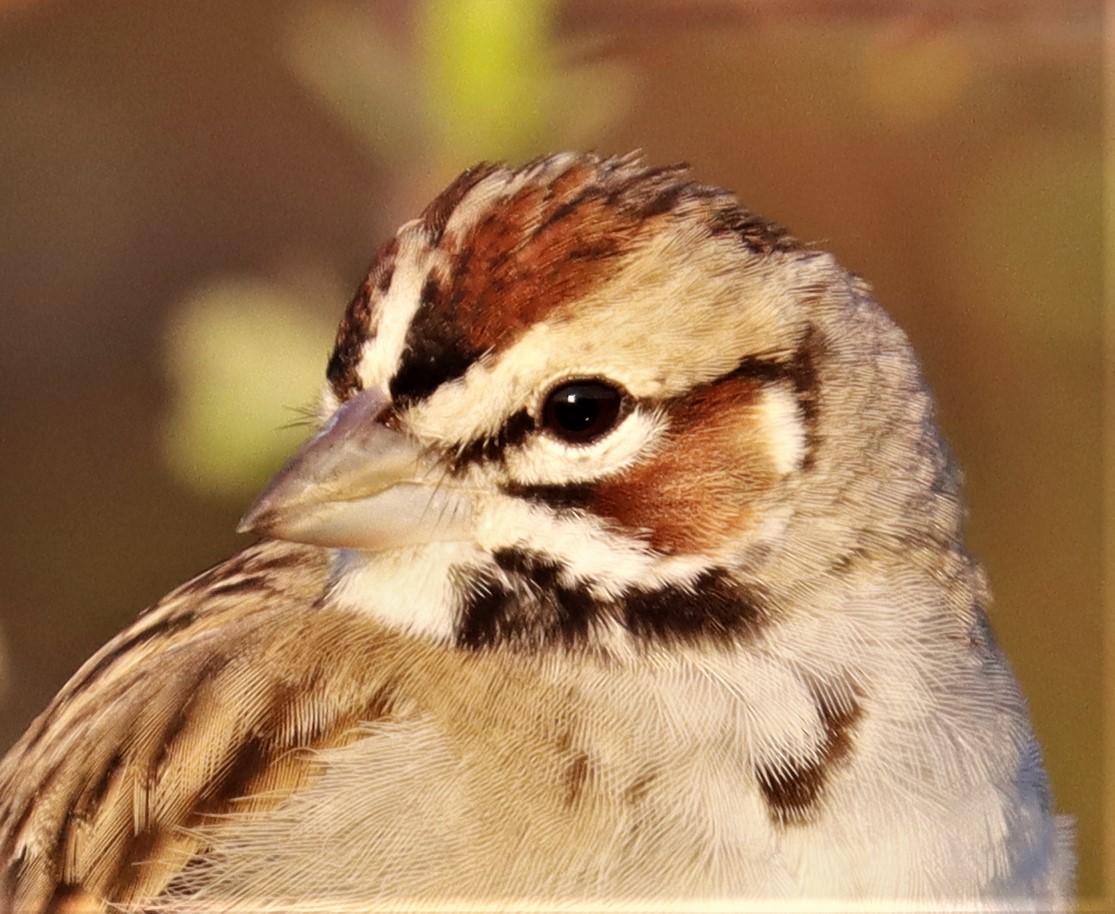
[591,377,783,555]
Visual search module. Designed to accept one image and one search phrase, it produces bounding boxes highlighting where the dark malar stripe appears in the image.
[455,551,770,651]
[454,554,599,651]
[622,570,769,644]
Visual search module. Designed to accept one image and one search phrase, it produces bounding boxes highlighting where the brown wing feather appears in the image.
[0,541,415,913]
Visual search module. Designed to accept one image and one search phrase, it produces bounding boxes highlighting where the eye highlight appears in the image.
[541,379,628,445]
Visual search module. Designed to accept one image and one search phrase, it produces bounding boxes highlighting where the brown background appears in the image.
[0,0,1104,903]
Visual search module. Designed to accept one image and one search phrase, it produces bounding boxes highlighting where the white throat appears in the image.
[328,543,478,642]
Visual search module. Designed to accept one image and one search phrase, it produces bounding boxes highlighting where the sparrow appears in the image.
[0,152,1073,912]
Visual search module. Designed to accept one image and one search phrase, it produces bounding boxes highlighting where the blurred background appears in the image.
[0,0,1105,905]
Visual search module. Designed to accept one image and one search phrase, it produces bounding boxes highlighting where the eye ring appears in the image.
[540,378,629,445]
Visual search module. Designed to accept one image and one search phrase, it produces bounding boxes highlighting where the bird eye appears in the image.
[541,379,627,445]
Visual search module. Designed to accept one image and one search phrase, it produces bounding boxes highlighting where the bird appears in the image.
[0,152,1072,912]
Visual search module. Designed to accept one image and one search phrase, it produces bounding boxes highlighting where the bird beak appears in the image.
[238,388,475,552]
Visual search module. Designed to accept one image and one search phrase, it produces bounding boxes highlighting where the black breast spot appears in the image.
[755,684,863,826]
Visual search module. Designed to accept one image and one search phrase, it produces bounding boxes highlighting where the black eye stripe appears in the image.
[446,379,630,474]
[447,409,534,474]
[446,325,820,476]
[500,482,595,510]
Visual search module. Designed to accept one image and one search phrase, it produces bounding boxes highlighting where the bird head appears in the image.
[241,153,961,649]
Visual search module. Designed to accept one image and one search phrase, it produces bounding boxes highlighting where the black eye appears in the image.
[541,379,627,444]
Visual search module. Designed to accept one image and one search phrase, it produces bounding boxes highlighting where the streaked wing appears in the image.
[0,541,412,912]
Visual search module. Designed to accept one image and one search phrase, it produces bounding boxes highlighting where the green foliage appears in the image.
[162,279,335,496]
[423,0,554,162]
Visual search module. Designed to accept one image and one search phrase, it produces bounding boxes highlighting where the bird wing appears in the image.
[0,540,427,912]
